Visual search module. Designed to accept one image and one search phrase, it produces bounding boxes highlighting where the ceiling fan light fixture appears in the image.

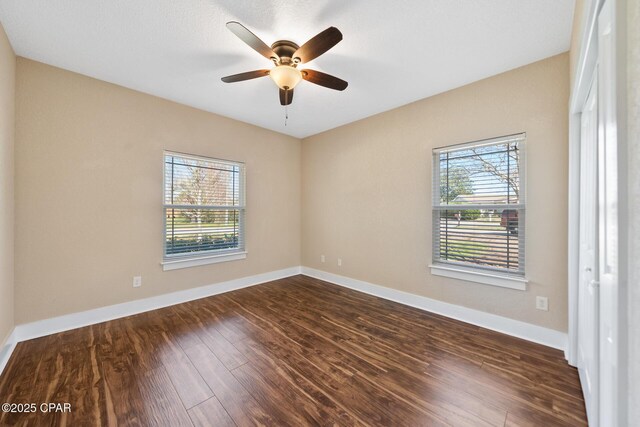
[269,65,302,90]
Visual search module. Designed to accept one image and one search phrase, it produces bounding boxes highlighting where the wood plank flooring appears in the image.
[0,275,587,426]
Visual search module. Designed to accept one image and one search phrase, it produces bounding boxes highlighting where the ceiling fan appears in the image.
[221,22,348,106]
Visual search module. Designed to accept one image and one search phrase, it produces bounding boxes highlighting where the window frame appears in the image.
[429,133,528,290]
[161,151,246,271]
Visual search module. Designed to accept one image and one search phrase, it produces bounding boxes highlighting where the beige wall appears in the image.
[0,23,15,346]
[302,53,570,331]
[15,59,301,323]
[12,52,570,333]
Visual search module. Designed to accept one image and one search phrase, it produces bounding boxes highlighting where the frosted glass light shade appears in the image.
[269,65,302,90]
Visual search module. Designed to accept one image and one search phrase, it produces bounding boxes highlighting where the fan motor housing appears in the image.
[271,40,300,64]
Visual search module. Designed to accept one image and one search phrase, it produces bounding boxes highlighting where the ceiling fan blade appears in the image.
[226,21,279,62]
[293,27,342,64]
[279,88,294,105]
[302,69,348,91]
[221,69,270,83]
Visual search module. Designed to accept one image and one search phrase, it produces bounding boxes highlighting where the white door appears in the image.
[597,1,619,424]
[577,71,599,425]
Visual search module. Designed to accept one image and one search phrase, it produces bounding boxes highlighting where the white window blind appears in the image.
[432,134,525,275]
[164,152,245,260]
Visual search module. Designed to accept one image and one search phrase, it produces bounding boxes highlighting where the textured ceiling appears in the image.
[0,0,574,138]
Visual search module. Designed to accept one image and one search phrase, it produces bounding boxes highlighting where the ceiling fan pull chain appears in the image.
[284,88,290,126]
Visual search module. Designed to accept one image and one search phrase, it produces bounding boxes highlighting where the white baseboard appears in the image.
[0,328,17,377]
[301,267,568,352]
[1,264,568,376]
[0,266,301,375]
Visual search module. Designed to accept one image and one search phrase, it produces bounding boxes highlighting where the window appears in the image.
[431,134,526,289]
[162,152,245,270]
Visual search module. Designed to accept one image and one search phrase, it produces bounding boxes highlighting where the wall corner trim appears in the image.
[0,266,302,375]
[300,266,568,353]
[0,328,18,377]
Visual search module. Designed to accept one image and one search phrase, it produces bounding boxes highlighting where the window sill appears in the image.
[162,251,247,271]
[429,264,527,290]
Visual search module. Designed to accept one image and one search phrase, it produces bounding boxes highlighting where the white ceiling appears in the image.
[0,0,575,138]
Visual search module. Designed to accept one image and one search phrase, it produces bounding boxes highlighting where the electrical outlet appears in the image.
[536,296,548,311]
[337,258,342,267]
[321,255,326,263]
[133,276,142,288]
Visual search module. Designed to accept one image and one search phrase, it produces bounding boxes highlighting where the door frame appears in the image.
[567,0,628,425]
[568,0,601,367]
[577,69,599,423]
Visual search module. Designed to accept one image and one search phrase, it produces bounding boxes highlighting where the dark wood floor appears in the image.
[0,275,586,426]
